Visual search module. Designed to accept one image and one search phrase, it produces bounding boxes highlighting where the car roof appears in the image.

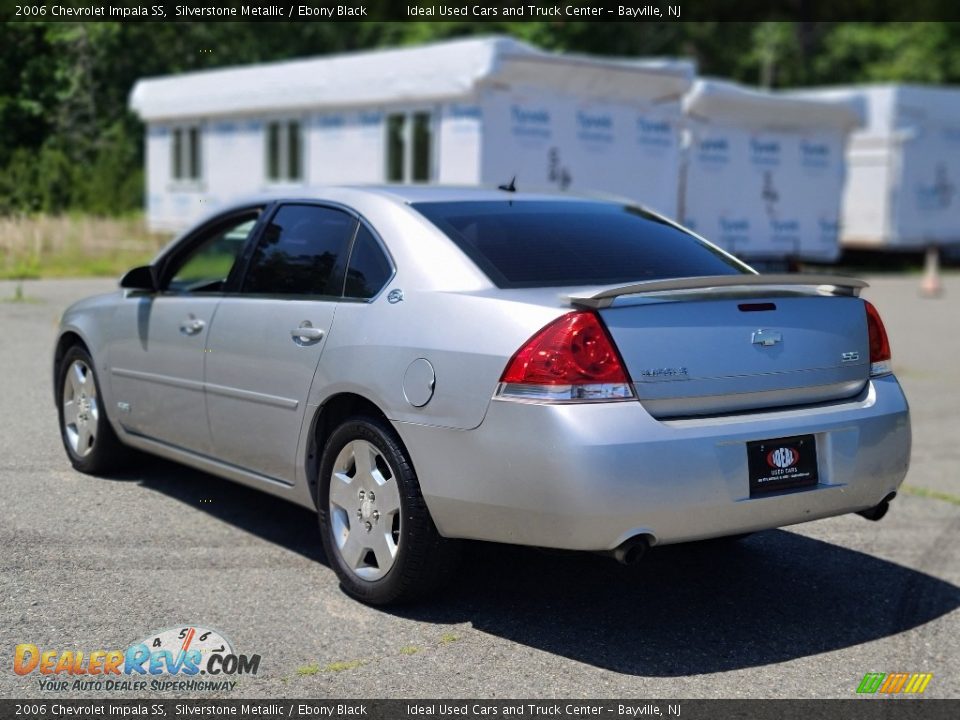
[223,185,624,211]
[351,185,610,204]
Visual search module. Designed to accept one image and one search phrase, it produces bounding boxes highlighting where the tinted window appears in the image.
[345,225,392,299]
[167,215,258,292]
[413,201,748,289]
[242,205,356,296]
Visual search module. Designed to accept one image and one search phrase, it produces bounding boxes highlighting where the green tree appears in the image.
[3,21,960,217]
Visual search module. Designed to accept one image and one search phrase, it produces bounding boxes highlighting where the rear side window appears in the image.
[412,200,748,288]
[242,204,356,296]
[344,225,392,299]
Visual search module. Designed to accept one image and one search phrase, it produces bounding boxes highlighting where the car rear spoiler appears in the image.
[568,274,868,309]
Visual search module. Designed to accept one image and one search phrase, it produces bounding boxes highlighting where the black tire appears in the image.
[56,344,129,475]
[317,415,460,605]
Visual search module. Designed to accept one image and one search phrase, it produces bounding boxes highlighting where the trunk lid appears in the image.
[597,293,870,418]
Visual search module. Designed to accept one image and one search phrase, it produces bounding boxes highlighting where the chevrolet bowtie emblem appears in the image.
[752,329,782,347]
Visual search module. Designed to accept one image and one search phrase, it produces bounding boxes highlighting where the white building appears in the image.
[680,80,860,263]
[130,36,694,232]
[796,84,960,250]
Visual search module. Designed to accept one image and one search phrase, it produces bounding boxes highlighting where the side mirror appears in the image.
[120,265,157,291]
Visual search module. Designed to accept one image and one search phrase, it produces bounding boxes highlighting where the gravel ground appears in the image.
[0,275,957,700]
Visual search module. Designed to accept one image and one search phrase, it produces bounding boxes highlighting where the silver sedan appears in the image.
[53,187,911,604]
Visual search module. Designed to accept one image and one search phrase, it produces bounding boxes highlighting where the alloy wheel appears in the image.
[328,439,402,580]
[62,360,99,457]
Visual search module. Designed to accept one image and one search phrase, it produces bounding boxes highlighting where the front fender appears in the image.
[53,291,122,413]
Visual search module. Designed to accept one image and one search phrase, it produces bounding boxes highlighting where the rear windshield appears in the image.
[412,200,748,288]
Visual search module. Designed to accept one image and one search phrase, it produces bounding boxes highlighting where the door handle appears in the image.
[291,324,325,343]
[179,316,205,336]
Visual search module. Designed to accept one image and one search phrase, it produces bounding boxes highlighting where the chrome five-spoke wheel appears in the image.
[62,359,99,457]
[329,438,402,580]
[57,344,128,474]
[318,416,459,604]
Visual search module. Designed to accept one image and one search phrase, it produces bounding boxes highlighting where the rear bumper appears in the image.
[395,376,911,551]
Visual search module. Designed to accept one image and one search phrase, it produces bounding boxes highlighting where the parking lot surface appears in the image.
[1,275,958,699]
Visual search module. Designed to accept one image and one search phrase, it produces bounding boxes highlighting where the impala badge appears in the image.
[639,367,688,378]
[752,329,782,347]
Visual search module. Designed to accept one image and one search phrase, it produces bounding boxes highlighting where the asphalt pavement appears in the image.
[1,275,958,699]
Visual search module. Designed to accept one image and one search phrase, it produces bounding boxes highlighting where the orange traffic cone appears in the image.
[920,245,944,298]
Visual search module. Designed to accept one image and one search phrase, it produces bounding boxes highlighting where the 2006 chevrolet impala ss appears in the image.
[54,187,911,604]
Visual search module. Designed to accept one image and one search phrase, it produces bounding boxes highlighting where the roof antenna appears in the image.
[498,176,517,193]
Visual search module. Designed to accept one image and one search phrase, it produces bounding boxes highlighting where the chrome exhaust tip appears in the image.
[611,536,649,565]
[857,492,897,522]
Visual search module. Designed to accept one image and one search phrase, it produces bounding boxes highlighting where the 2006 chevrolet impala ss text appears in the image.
[53,186,910,604]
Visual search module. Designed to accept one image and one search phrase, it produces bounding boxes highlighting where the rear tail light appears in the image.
[864,300,892,377]
[496,311,634,402]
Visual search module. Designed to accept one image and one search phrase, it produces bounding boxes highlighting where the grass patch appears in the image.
[901,484,960,507]
[323,659,367,673]
[0,214,170,280]
[439,633,459,645]
[296,663,320,676]
[399,645,420,656]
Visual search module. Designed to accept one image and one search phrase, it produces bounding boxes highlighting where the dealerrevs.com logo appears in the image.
[14,625,260,692]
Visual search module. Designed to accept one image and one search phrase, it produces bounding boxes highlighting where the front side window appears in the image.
[385,111,433,183]
[166,214,259,293]
[266,120,303,183]
[171,125,202,182]
[242,205,356,296]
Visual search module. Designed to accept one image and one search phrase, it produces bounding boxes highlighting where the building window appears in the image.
[386,111,433,183]
[266,120,303,183]
[386,115,405,183]
[171,126,202,182]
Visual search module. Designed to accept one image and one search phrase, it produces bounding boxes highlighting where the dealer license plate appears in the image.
[747,434,819,496]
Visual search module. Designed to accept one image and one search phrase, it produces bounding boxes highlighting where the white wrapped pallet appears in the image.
[479,54,693,218]
[129,37,694,232]
[795,85,960,249]
[681,80,860,263]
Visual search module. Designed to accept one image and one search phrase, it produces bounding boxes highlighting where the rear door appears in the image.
[203,203,358,483]
[108,210,261,454]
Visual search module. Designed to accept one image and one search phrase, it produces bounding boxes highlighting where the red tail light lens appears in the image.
[864,300,892,377]
[498,311,634,402]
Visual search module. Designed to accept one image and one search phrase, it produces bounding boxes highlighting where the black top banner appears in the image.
[5,0,960,22]
[2,700,959,720]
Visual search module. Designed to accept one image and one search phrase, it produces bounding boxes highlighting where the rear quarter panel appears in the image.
[304,190,570,431]
[311,289,564,430]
